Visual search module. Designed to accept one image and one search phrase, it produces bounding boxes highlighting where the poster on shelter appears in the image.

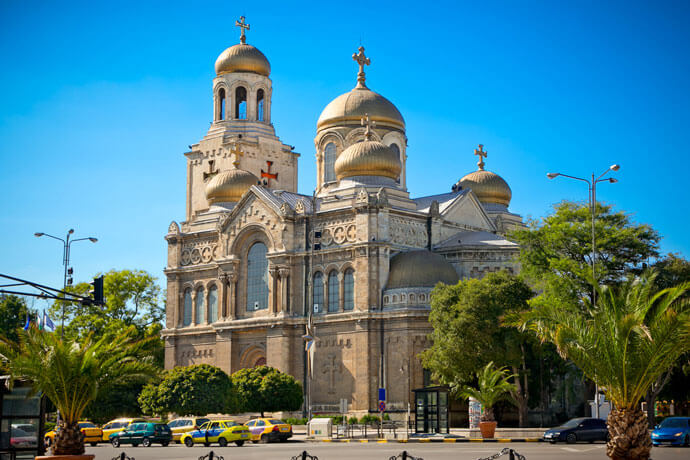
[468,397,482,429]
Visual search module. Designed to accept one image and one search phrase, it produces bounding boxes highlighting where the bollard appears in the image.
[198,451,224,460]
[290,451,318,460]
[111,453,134,460]
[389,451,422,460]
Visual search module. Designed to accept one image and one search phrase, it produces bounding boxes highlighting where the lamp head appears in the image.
[89,237,98,243]
[608,178,618,183]
[610,164,620,171]
[34,232,44,237]
[68,229,75,234]
[547,173,560,179]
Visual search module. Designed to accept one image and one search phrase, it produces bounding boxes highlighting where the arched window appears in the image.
[313,272,324,313]
[208,285,218,322]
[195,288,205,324]
[344,269,354,310]
[217,88,226,121]
[410,293,416,302]
[328,271,339,312]
[247,242,269,311]
[235,86,247,119]
[183,289,192,326]
[257,89,264,121]
[324,143,336,183]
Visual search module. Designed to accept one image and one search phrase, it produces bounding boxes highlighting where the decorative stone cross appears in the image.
[230,142,244,168]
[236,16,250,44]
[261,160,279,185]
[474,144,487,170]
[322,354,341,394]
[361,113,376,140]
[203,160,219,181]
[352,46,370,88]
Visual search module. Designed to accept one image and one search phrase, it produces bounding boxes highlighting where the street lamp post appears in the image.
[34,229,98,337]
[547,164,620,419]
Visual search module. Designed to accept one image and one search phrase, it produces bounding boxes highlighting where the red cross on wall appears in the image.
[261,161,279,186]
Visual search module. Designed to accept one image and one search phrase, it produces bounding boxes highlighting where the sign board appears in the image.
[340,398,348,414]
[378,401,386,412]
[378,388,386,401]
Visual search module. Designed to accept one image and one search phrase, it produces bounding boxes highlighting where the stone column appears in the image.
[191,290,197,326]
[268,266,278,314]
[338,272,344,312]
[219,273,228,320]
[228,273,238,320]
[279,268,290,314]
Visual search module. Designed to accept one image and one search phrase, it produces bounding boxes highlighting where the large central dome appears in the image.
[317,87,405,131]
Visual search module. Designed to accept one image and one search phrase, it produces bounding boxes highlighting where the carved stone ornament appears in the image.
[376,187,389,207]
[280,202,293,217]
[295,199,306,214]
[168,221,180,234]
[356,188,369,204]
[429,200,440,218]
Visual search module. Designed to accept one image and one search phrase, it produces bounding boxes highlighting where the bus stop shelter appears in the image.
[413,386,449,434]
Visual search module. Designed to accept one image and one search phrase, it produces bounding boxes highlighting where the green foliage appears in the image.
[283,417,308,425]
[518,271,690,410]
[359,414,380,425]
[83,381,147,424]
[457,362,517,422]
[511,201,659,306]
[231,366,303,416]
[44,421,56,433]
[0,295,33,344]
[138,364,236,416]
[348,416,358,425]
[420,271,533,385]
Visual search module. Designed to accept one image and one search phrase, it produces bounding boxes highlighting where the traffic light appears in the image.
[89,275,104,305]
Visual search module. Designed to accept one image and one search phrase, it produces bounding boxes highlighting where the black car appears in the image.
[110,422,172,447]
[543,417,609,443]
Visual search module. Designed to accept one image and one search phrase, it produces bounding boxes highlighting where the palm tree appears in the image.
[519,272,690,460]
[456,361,516,423]
[0,326,158,455]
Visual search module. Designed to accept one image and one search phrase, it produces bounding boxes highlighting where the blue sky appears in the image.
[1,0,688,297]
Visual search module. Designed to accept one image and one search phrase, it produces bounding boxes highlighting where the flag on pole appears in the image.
[43,311,55,332]
[23,313,30,330]
[37,312,43,330]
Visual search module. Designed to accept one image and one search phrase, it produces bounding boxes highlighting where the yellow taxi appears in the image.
[100,418,147,441]
[180,419,250,447]
[245,418,292,443]
[166,416,211,443]
[44,421,103,447]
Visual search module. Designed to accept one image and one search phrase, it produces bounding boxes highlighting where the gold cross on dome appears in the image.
[352,46,370,88]
[361,113,376,140]
[236,16,250,44]
[230,142,244,167]
[474,144,487,170]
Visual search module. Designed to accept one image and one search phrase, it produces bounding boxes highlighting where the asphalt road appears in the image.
[85,441,689,460]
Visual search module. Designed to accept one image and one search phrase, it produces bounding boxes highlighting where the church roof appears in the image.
[413,190,467,214]
[433,230,518,251]
[251,187,315,214]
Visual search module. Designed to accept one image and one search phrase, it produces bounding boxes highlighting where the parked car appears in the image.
[651,417,690,447]
[10,427,37,448]
[245,418,292,443]
[109,422,172,447]
[180,420,250,447]
[166,416,211,443]
[45,421,103,447]
[101,418,147,441]
[543,417,608,443]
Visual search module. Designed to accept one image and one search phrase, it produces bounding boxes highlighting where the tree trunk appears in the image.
[606,407,652,460]
[645,370,672,428]
[52,420,85,455]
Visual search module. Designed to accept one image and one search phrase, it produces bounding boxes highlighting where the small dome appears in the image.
[457,170,512,206]
[206,169,259,204]
[215,44,271,76]
[387,250,459,290]
[334,140,401,180]
[317,87,404,131]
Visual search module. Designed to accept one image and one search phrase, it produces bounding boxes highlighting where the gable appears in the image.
[440,191,494,231]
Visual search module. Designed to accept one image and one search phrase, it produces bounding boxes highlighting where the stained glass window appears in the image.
[195,288,205,324]
[247,242,269,311]
[324,143,336,183]
[313,272,324,313]
[208,285,218,323]
[328,271,339,312]
[183,289,192,326]
[344,269,354,310]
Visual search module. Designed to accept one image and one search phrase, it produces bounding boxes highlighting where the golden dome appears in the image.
[215,44,271,77]
[387,250,459,289]
[457,169,512,206]
[205,168,259,204]
[334,140,401,180]
[317,87,405,131]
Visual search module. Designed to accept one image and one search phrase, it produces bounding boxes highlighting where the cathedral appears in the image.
[162,18,522,416]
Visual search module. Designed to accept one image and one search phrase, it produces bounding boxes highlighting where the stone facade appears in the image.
[162,27,523,416]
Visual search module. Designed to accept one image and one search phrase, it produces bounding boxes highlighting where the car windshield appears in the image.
[269,419,283,425]
[560,418,585,429]
[79,422,96,428]
[660,418,688,428]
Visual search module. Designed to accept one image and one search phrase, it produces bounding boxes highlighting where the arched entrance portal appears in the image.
[240,345,266,369]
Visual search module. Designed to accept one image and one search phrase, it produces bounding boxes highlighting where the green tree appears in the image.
[518,272,690,460]
[231,366,303,417]
[457,362,516,422]
[511,201,659,306]
[0,327,158,455]
[138,364,236,416]
[0,295,33,344]
[420,271,537,426]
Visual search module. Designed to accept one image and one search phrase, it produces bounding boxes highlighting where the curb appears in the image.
[309,438,542,443]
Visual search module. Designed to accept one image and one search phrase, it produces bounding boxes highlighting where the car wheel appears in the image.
[184,437,194,447]
[260,434,268,444]
[566,433,577,444]
[162,442,169,447]
[218,437,228,447]
[204,443,210,447]
[90,442,98,447]
[549,440,557,444]
[236,440,244,447]
[142,437,151,447]
[252,440,259,444]
[132,443,139,447]
[111,438,120,448]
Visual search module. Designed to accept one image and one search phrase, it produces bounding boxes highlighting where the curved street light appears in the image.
[34,229,98,336]
[546,164,620,418]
